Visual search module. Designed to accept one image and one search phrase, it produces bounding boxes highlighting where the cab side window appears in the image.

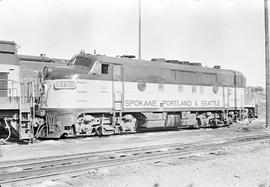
[101,64,109,74]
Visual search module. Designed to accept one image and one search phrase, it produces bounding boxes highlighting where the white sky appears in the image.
[0,0,265,86]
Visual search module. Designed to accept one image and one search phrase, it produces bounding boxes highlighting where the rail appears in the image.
[0,132,269,185]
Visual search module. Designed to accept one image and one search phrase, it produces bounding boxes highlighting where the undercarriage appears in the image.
[27,109,250,139]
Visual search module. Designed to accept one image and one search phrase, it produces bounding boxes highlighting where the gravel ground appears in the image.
[29,140,270,187]
[1,119,270,187]
[0,119,268,162]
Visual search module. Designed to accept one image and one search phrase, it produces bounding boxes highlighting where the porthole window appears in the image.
[137,82,146,91]
[158,84,164,92]
[200,86,204,94]
[178,85,184,92]
[192,86,197,93]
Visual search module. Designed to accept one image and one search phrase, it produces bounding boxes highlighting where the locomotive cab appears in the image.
[44,53,111,80]
[68,53,111,76]
[68,54,98,74]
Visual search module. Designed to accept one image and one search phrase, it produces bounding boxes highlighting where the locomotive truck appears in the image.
[35,51,248,138]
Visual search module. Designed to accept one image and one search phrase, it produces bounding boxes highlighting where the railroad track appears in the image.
[0,132,270,186]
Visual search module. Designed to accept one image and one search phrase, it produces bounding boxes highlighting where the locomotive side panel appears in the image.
[235,87,245,109]
[42,79,113,111]
[122,64,227,112]
[123,82,225,112]
[124,82,159,111]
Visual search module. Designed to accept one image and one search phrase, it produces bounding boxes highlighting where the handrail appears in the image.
[0,79,38,106]
[18,81,36,142]
[0,79,19,85]
[0,79,20,98]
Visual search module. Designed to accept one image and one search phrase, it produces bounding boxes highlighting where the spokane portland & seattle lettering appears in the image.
[125,100,220,107]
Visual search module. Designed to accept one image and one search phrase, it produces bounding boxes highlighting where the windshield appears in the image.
[69,56,96,72]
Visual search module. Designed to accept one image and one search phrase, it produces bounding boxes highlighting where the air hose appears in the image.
[34,125,45,141]
[1,118,11,142]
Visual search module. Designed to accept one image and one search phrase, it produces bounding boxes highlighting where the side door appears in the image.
[112,64,124,111]
[228,87,234,109]
[224,86,229,109]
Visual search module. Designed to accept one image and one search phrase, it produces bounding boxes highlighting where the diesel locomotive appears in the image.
[36,51,248,138]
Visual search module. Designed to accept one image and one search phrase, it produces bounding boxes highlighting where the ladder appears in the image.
[18,82,35,142]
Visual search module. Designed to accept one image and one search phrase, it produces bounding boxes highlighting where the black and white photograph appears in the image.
[0,0,269,186]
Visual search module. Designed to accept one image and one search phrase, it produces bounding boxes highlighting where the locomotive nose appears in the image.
[43,67,77,80]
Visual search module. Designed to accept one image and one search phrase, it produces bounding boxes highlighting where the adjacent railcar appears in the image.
[0,40,20,119]
[19,54,68,100]
[38,52,246,138]
[0,40,68,140]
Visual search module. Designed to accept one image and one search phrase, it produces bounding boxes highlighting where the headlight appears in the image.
[54,81,76,89]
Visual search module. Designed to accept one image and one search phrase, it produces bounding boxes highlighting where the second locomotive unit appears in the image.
[37,52,246,138]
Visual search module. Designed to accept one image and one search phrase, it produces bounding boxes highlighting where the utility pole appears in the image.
[139,0,141,59]
[265,0,269,128]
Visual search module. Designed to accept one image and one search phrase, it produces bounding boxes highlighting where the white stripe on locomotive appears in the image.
[40,79,245,111]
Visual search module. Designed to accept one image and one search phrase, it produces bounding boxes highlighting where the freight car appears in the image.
[36,51,247,138]
[0,40,67,141]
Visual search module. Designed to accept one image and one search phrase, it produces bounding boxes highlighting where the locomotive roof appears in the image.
[18,55,69,64]
[46,53,245,87]
[79,53,244,77]
[0,40,16,54]
[0,40,18,65]
[0,40,16,45]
